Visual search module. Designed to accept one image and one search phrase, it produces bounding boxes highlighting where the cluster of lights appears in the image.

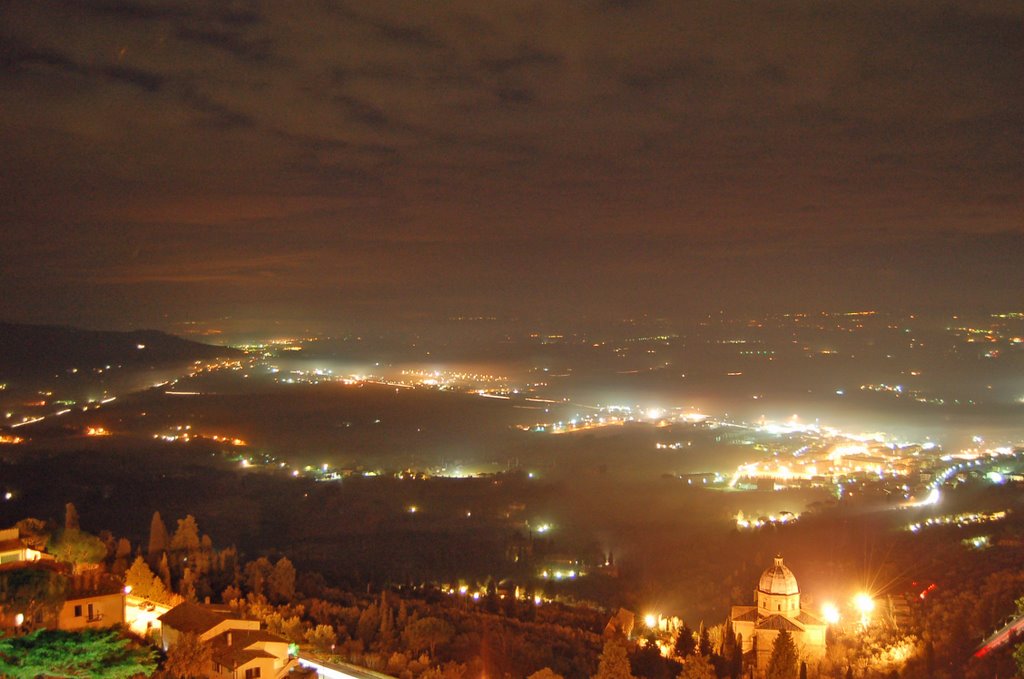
[539,569,577,580]
[440,583,548,605]
[906,510,1007,532]
[153,426,244,446]
[817,592,876,628]
[735,511,798,530]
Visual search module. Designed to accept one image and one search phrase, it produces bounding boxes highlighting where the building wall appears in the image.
[756,590,800,615]
[58,592,125,630]
[213,657,279,678]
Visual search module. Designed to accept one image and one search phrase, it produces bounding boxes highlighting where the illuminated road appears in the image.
[973,610,1024,658]
[297,653,395,678]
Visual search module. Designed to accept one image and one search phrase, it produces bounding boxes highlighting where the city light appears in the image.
[853,592,875,627]
[821,602,840,625]
[644,613,658,628]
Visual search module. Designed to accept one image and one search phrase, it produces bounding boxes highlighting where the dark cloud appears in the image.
[175,26,275,63]
[480,46,563,74]
[0,0,1021,330]
[101,63,164,91]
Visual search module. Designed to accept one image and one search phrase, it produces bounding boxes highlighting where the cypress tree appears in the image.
[594,637,635,679]
[147,512,168,564]
[766,629,798,679]
[64,503,80,532]
[698,621,712,656]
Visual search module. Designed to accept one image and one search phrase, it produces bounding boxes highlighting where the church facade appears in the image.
[729,556,827,676]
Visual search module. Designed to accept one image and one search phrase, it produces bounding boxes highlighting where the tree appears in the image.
[170,515,201,560]
[0,567,67,630]
[244,556,273,596]
[766,630,799,679]
[631,640,680,679]
[157,552,172,591]
[420,662,468,679]
[125,556,169,603]
[697,622,712,657]
[268,556,296,603]
[1014,641,1024,678]
[528,669,566,679]
[594,637,635,679]
[64,502,80,532]
[357,602,381,645]
[674,623,697,659]
[731,633,743,679]
[403,616,455,657]
[222,584,242,603]
[719,620,740,679]
[164,631,211,679]
[798,661,807,679]
[677,655,715,679]
[307,624,339,653]
[147,511,169,563]
[0,628,156,678]
[48,528,106,569]
[111,537,131,575]
[15,518,49,551]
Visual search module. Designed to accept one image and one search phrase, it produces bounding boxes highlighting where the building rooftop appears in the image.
[755,614,803,632]
[159,601,237,634]
[757,556,799,596]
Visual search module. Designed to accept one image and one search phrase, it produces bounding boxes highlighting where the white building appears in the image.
[729,556,827,676]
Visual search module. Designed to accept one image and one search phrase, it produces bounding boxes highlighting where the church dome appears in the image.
[758,556,799,595]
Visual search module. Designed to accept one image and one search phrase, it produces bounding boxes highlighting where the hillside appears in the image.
[0,321,241,380]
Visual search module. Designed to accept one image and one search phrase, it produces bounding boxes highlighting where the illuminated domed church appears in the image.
[729,556,827,675]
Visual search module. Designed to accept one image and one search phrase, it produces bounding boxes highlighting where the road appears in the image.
[974,611,1024,658]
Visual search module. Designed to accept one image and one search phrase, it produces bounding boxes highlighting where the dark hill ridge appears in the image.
[0,321,241,379]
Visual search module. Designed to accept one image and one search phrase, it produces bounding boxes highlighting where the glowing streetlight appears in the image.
[644,613,658,628]
[853,592,875,627]
[821,602,840,625]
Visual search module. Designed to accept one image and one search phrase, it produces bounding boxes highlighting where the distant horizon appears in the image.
[4,303,1024,345]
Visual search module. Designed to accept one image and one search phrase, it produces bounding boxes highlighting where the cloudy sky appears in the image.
[2,1,1022,331]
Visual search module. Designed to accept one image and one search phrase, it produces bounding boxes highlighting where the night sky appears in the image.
[2,1,1022,331]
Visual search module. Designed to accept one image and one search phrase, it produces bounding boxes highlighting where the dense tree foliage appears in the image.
[766,630,798,679]
[404,616,456,657]
[163,631,211,679]
[595,637,635,679]
[0,628,155,678]
[676,654,715,679]
[47,528,106,569]
[673,623,697,660]
[124,555,174,604]
[0,567,67,630]
[15,517,49,551]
